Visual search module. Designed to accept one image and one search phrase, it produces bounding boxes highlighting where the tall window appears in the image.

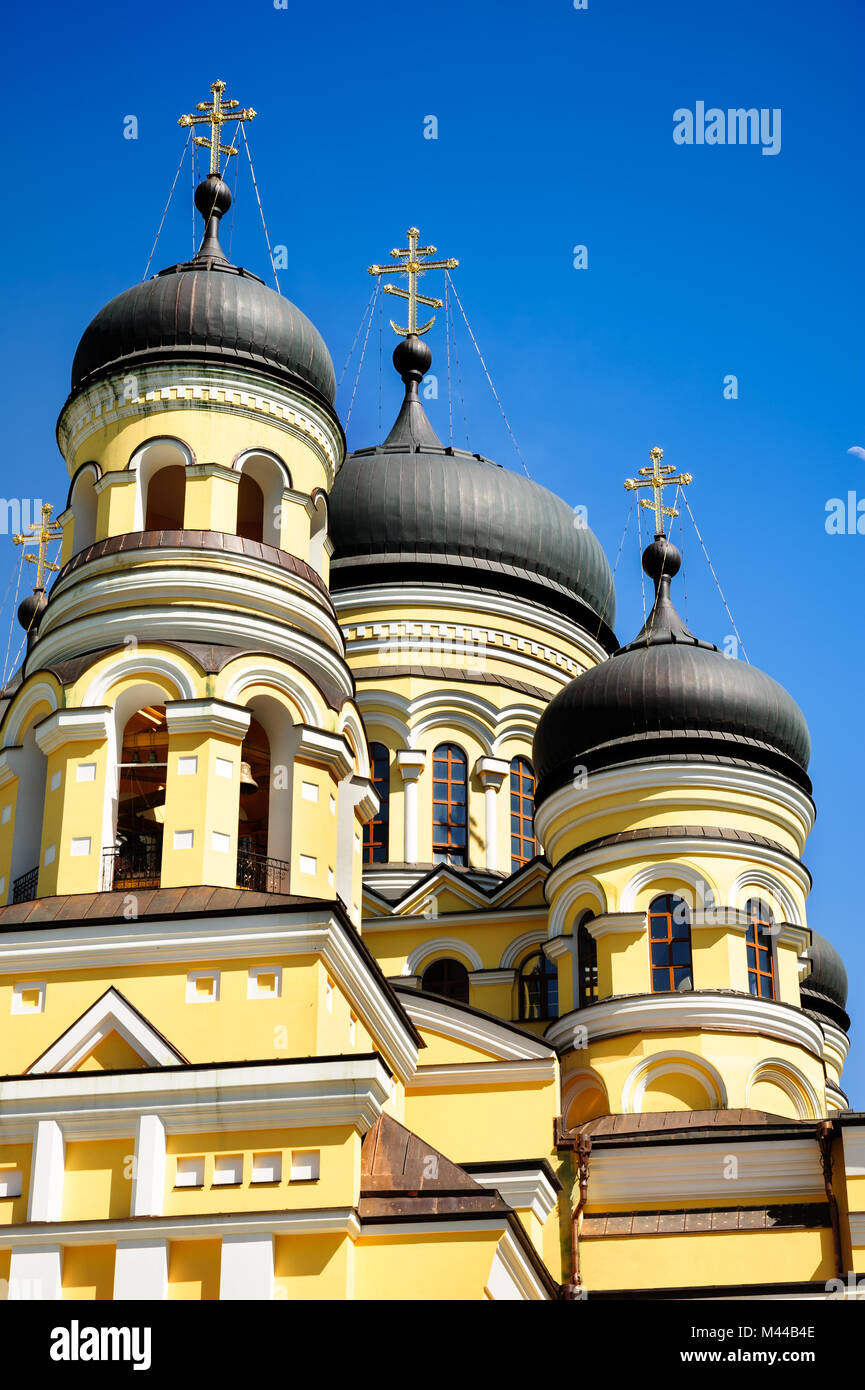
[510,757,537,869]
[421,957,470,1003]
[577,912,598,1009]
[518,950,558,1021]
[432,743,468,866]
[746,898,776,999]
[649,894,693,993]
[363,742,390,865]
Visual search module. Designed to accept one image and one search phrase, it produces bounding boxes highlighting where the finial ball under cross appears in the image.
[624,446,693,536]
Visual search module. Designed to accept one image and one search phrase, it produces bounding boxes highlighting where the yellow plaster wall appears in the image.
[581,1227,836,1291]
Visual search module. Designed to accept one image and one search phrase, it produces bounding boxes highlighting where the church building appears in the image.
[0,83,862,1301]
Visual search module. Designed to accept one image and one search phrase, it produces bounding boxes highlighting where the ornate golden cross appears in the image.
[13,504,62,591]
[368,227,459,337]
[624,447,693,534]
[178,79,256,176]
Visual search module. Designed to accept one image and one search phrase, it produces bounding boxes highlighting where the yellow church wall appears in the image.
[353,1228,501,1301]
[405,1080,558,1165]
[37,734,110,898]
[61,1140,134,1222]
[413,1030,504,1065]
[160,726,244,891]
[314,961,374,1057]
[183,465,239,532]
[95,474,137,540]
[61,1244,115,1301]
[163,1127,359,1216]
[0,1144,32,1227]
[291,759,338,900]
[275,1231,353,1299]
[79,1031,149,1070]
[581,1227,836,1292]
[167,1239,220,1300]
[363,913,547,979]
[0,1248,10,1296]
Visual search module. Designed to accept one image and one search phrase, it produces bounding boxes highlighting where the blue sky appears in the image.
[4,1,864,1094]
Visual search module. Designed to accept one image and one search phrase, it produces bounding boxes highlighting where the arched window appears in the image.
[649,894,693,993]
[363,742,390,864]
[144,466,186,531]
[421,957,470,1003]
[745,898,776,1000]
[577,912,598,1009]
[432,743,468,866]
[111,705,169,890]
[518,950,558,1021]
[510,757,537,869]
[237,472,265,543]
[236,716,275,891]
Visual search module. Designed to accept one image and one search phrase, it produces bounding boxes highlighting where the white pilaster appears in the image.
[219,1232,275,1300]
[476,757,509,873]
[396,751,426,863]
[28,1119,65,1222]
[131,1113,167,1217]
[114,1239,168,1300]
[8,1245,63,1300]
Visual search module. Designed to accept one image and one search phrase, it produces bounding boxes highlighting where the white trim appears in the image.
[500,929,548,969]
[406,1059,557,1089]
[484,1225,553,1300]
[1,680,60,746]
[81,653,196,707]
[545,993,825,1060]
[0,1207,361,1249]
[32,708,112,756]
[621,1051,727,1113]
[588,1138,825,1206]
[27,987,186,1073]
[396,988,554,1061]
[547,874,608,938]
[745,1058,821,1120]
[470,1167,559,1223]
[164,699,251,740]
[405,937,484,975]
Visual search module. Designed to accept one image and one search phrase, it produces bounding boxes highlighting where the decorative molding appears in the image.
[500,929,549,969]
[165,699,251,741]
[621,1051,728,1113]
[0,1207,361,1250]
[295,727,354,780]
[405,1059,557,1089]
[469,1167,559,1224]
[27,988,185,1074]
[32,708,113,756]
[745,1058,820,1121]
[395,989,553,1061]
[404,937,484,975]
[587,1139,825,1206]
[586,912,646,940]
[81,653,197,707]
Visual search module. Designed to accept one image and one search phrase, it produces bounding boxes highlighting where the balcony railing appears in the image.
[102,842,162,892]
[11,866,38,904]
[236,850,291,895]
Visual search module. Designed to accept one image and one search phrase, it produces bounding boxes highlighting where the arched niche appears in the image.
[9,724,48,897]
[309,491,328,572]
[130,438,193,531]
[68,463,100,555]
[235,451,289,548]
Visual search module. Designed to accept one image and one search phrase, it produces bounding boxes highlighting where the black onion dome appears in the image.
[329,336,616,645]
[534,534,812,801]
[800,929,849,1031]
[70,174,336,405]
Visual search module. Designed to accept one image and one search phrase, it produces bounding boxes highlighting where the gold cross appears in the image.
[624,447,693,534]
[368,227,459,337]
[13,504,62,591]
[178,79,256,176]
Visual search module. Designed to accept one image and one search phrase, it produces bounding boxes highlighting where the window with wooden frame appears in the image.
[421,957,470,1004]
[648,894,693,993]
[363,742,390,865]
[518,949,558,1021]
[745,897,776,1000]
[432,743,468,866]
[510,757,537,870]
[577,912,598,1009]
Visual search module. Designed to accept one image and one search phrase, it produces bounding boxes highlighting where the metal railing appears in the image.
[236,850,291,895]
[102,842,162,892]
[11,866,38,904]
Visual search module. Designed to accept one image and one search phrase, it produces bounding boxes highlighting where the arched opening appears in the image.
[421,957,470,1004]
[648,894,693,993]
[111,705,168,889]
[745,897,776,1000]
[237,472,265,543]
[509,756,537,869]
[518,949,558,1021]
[577,912,598,1009]
[144,466,186,531]
[236,716,276,890]
[69,465,99,555]
[432,743,468,867]
[309,492,328,572]
[235,452,288,549]
[363,742,390,864]
[9,724,48,902]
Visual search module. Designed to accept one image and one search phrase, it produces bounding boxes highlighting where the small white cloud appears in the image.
[847,446,865,461]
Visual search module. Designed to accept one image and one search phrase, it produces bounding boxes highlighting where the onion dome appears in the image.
[329,336,616,645]
[800,929,849,1032]
[69,174,335,405]
[534,534,812,802]
[17,589,48,651]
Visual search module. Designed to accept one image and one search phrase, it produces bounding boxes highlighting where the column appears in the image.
[8,1247,63,1300]
[395,751,426,863]
[545,936,577,1015]
[131,1114,166,1217]
[28,1119,65,1222]
[475,757,509,873]
[114,1240,168,1300]
[161,700,250,890]
[220,1233,274,1300]
[34,708,113,897]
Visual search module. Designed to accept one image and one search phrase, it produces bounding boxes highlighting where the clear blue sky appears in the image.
[4,1,864,1095]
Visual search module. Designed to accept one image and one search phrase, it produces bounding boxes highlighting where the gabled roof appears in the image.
[26,986,187,1074]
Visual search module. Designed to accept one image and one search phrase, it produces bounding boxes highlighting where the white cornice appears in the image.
[0,1056,392,1144]
[396,989,553,1061]
[164,699,251,740]
[363,908,548,932]
[472,969,517,986]
[27,987,185,1073]
[295,727,354,780]
[0,909,418,1083]
[32,708,113,756]
[545,835,812,901]
[0,1207,361,1248]
[57,364,343,485]
[469,1167,559,1223]
[545,993,825,1060]
[536,762,815,860]
[587,1138,825,1206]
[586,912,646,939]
[405,1059,557,1089]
